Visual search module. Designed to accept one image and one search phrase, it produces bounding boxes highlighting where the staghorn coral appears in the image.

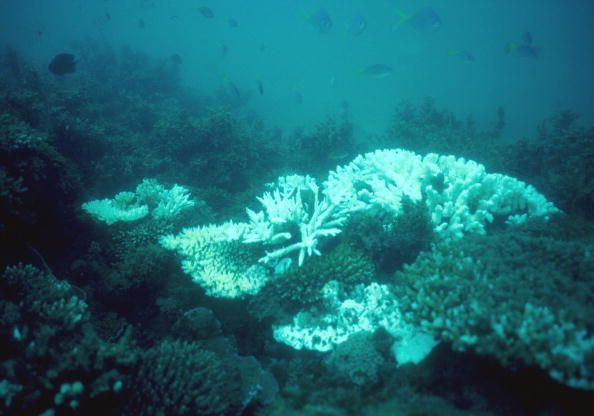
[244,174,345,267]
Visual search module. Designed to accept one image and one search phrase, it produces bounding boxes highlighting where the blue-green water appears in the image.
[2,0,594,139]
[1,1,594,415]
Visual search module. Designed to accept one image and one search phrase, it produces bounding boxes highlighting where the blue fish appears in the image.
[198,7,214,19]
[395,7,442,30]
[346,15,367,36]
[505,32,541,59]
[446,50,475,62]
[357,64,393,78]
[307,8,332,34]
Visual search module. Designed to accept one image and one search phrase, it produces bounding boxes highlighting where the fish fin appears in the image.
[394,10,409,28]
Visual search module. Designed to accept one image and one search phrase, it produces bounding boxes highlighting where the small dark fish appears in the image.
[170,54,182,65]
[170,15,179,21]
[137,18,145,29]
[447,50,475,62]
[257,80,264,96]
[36,29,44,39]
[228,82,241,99]
[307,8,332,34]
[505,33,541,59]
[294,91,303,104]
[48,53,76,75]
[346,15,367,36]
[396,7,441,30]
[357,64,393,78]
[221,44,229,57]
[198,7,214,19]
[514,44,541,58]
[104,12,111,21]
[228,18,239,28]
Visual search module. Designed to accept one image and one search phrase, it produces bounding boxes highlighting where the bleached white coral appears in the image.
[325,149,559,242]
[82,179,196,225]
[152,184,196,219]
[160,222,271,298]
[421,153,559,241]
[81,192,149,225]
[273,281,402,351]
[325,149,425,214]
[244,174,346,266]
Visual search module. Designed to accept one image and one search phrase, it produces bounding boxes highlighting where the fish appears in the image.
[346,15,367,36]
[446,50,475,62]
[257,80,264,96]
[294,91,303,104]
[306,8,332,34]
[509,43,541,58]
[395,7,442,30]
[48,53,76,75]
[357,64,393,78]
[228,82,241,100]
[228,18,239,28]
[505,32,541,58]
[198,7,214,19]
[221,44,229,57]
[104,12,111,21]
[137,18,145,29]
[170,54,182,65]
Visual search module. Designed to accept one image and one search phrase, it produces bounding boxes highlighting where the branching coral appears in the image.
[394,227,594,389]
[244,174,345,267]
[164,149,558,302]
[0,265,138,414]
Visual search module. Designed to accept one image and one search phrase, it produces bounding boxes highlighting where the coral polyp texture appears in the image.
[394,228,594,390]
[162,148,558,300]
[160,222,271,298]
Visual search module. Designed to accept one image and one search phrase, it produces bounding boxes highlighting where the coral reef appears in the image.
[394,223,594,389]
[0,264,138,414]
[82,178,195,225]
[249,242,375,322]
[130,339,233,416]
